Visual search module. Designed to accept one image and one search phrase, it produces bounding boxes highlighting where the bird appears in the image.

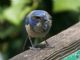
[24,10,52,49]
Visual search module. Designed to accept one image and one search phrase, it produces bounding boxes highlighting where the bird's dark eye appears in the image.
[35,16,41,19]
[32,16,41,20]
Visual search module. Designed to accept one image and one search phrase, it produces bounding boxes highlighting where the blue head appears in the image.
[26,10,52,31]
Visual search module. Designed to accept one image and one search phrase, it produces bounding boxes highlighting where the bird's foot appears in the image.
[29,46,41,51]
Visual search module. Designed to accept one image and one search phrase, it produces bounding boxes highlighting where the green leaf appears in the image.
[3,0,39,26]
[0,26,16,39]
[53,0,80,12]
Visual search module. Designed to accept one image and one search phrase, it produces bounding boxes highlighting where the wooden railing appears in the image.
[10,22,80,60]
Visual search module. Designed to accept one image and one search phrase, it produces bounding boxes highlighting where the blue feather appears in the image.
[29,17,38,27]
[32,10,45,17]
[28,10,46,26]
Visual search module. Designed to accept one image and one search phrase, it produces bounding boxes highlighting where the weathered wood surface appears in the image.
[10,22,80,60]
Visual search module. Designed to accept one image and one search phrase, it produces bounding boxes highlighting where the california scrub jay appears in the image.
[24,10,52,49]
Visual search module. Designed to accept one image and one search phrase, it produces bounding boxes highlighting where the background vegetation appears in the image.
[0,0,80,60]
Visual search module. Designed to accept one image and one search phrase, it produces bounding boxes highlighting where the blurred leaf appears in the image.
[0,26,17,39]
[53,0,80,12]
[3,7,23,25]
[0,7,4,21]
[3,0,39,26]
[0,0,39,38]
[12,39,22,49]
[11,0,31,6]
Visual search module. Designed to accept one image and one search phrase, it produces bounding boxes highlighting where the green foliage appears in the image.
[0,0,39,26]
[53,0,80,12]
[0,0,39,39]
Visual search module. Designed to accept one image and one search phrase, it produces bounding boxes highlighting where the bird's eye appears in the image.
[35,16,41,19]
[32,16,41,20]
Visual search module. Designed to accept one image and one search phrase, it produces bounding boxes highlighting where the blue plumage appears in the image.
[24,10,52,49]
[29,17,38,27]
[31,10,46,16]
[28,10,48,27]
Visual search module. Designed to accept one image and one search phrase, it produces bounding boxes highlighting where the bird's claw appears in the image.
[29,47,41,51]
